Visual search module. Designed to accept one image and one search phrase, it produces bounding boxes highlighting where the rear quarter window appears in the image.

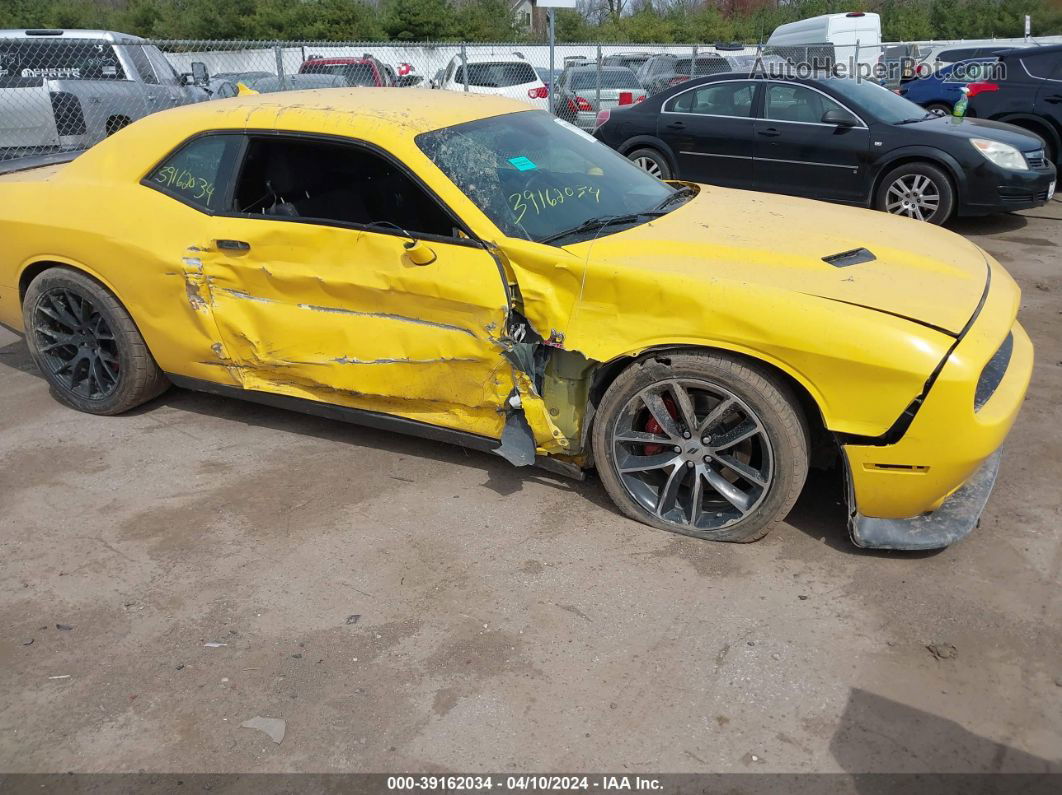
[1020,52,1062,80]
[145,135,241,213]
[0,39,126,80]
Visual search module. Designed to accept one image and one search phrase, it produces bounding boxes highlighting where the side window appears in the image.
[231,137,456,239]
[146,47,180,86]
[667,82,755,117]
[146,135,240,212]
[765,84,843,124]
[126,45,158,84]
[1022,52,1062,80]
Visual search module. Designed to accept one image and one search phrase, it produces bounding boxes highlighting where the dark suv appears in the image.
[966,44,1062,164]
[635,53,730,95]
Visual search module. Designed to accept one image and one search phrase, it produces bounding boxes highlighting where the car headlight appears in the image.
[970,138,1028,171]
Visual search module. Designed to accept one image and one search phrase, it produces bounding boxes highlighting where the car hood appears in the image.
[912,114,1046,150]
[569,186,989,336]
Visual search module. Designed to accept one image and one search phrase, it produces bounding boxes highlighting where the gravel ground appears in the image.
[0,201,1060,774]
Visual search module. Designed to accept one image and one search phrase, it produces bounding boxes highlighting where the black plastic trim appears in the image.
[974,331,1013,412]
[822,247,876,267]
[166,375,584,480]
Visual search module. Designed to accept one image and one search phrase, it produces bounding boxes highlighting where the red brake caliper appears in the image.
[643,396,679,456]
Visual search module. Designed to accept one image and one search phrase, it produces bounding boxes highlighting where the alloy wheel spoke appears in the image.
[615,429,670,445]
[670,382,698,435]
[91,354,117,390]
[641,389,682,440]
[697,397,735,437]
[66,290,91,324]
[702,464,753,514]
[688,466,705,525]
[655,462,685,517]
[709,418,760,451]
[618,451,680,474]
[712,453,767,487]
[42,295,79,330]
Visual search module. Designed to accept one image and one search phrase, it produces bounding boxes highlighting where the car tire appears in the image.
[23,268,169,416]
[592,351,809,543]
[627,147,672,180]
[875,162,955,224]
[925,102,951,116]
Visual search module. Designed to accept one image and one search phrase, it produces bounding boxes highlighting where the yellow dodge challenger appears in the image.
[0,90,1033,550]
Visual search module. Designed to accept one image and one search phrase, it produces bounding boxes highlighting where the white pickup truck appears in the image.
[0,29,208,160]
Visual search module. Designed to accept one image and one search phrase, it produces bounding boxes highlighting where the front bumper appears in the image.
[959,161,1056,215]
[841,256,1033,549]
[849,449,1001,550]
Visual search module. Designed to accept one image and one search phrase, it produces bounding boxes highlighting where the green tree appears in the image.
[456,0,521,42]
[157,0,257,40]
[879,0,933,42]
[253,0,382,41]
[383,0,457,41]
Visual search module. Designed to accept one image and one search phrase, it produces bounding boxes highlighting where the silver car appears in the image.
[553,65,646,130]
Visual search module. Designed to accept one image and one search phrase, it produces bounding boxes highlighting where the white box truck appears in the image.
[766,12,882,72]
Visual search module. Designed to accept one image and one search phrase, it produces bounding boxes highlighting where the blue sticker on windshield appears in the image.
[508,156,537,171]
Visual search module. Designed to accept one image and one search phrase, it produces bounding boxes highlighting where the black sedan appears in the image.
[594,72,1057,223]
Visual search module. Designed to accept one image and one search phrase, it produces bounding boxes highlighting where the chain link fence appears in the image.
[2,32,1020,163]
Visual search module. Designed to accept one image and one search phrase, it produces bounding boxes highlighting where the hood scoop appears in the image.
[822,247,876,267]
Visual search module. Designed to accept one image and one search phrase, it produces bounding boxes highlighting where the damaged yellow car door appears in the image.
[197,133,522,443]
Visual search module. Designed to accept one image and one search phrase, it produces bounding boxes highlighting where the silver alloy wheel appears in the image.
[611,379,774,532]
[633,155,662,178]
[885,173,941,221]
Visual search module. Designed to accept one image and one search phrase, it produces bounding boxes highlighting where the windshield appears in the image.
[824,76,929,123]
[417,111,675,244]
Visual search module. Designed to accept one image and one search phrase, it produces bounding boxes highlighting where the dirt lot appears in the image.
[1,201,1060,774]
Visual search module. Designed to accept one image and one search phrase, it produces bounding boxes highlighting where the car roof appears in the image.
[462,53,530,64]
[998,42,1062,57]
[302,57,376,65]
[0,28,145,43]
[565,65,637,72]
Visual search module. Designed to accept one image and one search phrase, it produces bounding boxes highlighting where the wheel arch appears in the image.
[616,135,678,172]
[869,151,961,207]
[19,257,126,308]
[582,343,831,459]
[995,114,1060,159]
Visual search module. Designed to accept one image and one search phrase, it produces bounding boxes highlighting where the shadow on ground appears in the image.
[831,688,1060,778]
